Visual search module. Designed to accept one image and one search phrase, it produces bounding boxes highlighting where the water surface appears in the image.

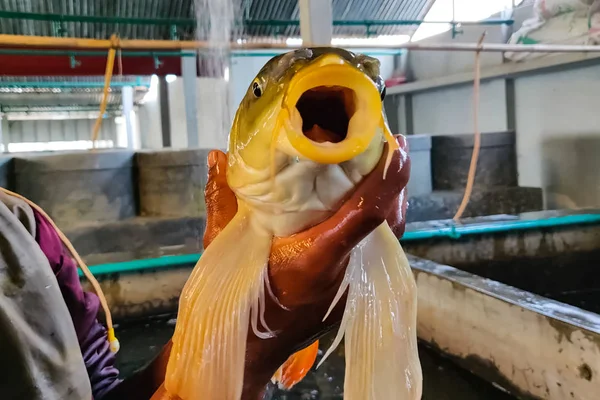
[114,316,514,399]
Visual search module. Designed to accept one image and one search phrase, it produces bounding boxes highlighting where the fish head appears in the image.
[227,47,396,236]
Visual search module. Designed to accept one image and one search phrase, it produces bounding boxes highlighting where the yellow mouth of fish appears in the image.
[273,54,397,174]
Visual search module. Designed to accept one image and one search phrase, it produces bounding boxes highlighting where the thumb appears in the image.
[386,187,408,239]
[203,150,238,249]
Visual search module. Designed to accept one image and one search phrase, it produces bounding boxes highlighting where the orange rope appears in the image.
[453,33,486,222]
[91,34,118,147]
[117,48,123,76]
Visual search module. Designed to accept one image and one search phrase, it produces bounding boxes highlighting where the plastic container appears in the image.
[406,134,433,196]
[0,154,13,190]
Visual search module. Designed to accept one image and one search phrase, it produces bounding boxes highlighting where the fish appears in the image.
[271,340,319,390]
[162,47,422,400]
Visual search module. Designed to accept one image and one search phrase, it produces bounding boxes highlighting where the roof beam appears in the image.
[0,47,184,76]
[0,11,513,28]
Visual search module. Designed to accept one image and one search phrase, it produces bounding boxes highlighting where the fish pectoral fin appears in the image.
[271,340,320,390]
[164,205,274,399]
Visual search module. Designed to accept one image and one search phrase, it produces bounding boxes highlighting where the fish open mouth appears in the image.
[296,86,356,144]
[281,56,383,164]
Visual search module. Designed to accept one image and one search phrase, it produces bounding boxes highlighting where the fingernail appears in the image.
[208,151,218,169]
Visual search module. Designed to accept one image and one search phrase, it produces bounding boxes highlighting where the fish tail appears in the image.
[272,340,320,390]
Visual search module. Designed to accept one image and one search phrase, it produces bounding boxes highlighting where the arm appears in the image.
[0,191,92,400]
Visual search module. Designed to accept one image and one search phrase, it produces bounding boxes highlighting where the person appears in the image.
[0,136,410,400]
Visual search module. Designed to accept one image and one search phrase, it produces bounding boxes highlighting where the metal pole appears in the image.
[393,42,600,52]
[2,33,600,52]
[181,53,199,148]
[158,76,171,148]
[299,0,333,46]
[0,80,150,89]
[121,85,134,149]
[451,0,459,38]
[452,0,456,22]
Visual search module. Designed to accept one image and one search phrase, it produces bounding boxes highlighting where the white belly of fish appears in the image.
[235,157,373,237]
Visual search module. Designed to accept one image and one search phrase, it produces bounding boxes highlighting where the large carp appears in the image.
[163,47,422,400]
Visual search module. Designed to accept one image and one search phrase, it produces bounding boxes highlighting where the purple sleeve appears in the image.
[33,210,122,400]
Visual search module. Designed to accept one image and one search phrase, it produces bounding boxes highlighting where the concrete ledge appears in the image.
[66,215,206,265]
[411,254,600,399]
[404,212,600,266]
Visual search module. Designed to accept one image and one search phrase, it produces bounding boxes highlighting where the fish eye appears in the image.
[252,80,263,98]
[380,86,387,101]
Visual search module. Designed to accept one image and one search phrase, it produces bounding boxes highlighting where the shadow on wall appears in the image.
[542,135,600,209]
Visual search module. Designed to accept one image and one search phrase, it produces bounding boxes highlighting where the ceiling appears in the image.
[0,0,435,40]
[0,0,436,112]
[0,76,150,111]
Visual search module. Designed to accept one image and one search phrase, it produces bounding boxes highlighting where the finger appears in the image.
[331,134,409,214]
[203,150,238,249]
[385,135,410,238]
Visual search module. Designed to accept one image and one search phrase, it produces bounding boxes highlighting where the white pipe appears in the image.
[452,0,456,24]
[395,42,600,53]
[5,112,107,120]
[122,86,134,150]
[237,41,600,52]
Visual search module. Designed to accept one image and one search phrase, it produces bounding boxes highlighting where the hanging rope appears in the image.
[117,48,123,77]
[453,32,486,222]
[91,34,118,148]
[0,187,120,353]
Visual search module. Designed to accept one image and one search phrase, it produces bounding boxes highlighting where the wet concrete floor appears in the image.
[114,316,514,399]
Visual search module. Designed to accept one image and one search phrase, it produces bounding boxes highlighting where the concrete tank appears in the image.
[136,148,210,218]
[431,131,517,191]
[14,150,136,228]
